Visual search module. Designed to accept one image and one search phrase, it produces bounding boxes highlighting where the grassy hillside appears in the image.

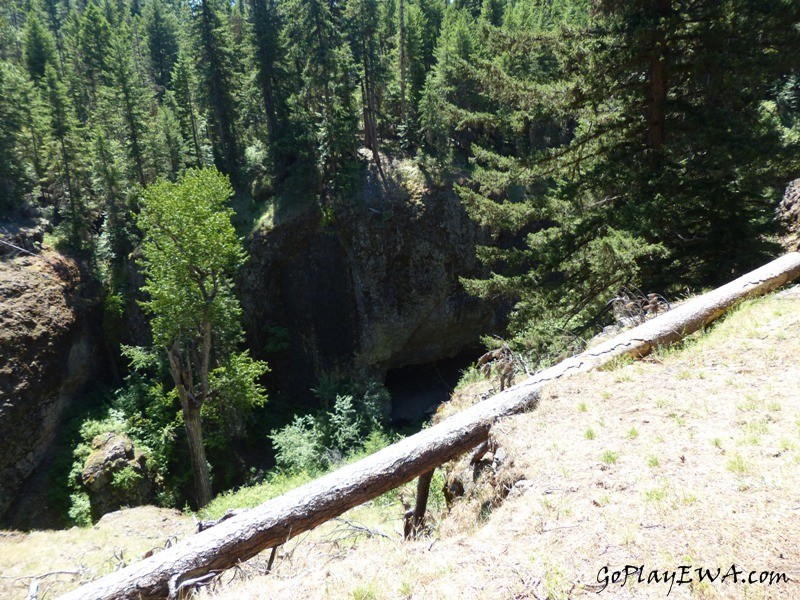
[198,285,800,600]
[2,285,799,599]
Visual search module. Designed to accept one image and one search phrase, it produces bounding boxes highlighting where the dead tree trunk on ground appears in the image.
[58,252,800,600]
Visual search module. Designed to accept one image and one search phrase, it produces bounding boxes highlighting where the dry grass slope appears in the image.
[0,507,193,599]
[1,286,798,600]
[199,286,800,600]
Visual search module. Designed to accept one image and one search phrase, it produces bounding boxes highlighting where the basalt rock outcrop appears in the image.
[241,156,501,402]
[0,251,97,522]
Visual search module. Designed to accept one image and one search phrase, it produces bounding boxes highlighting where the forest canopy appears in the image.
[1,0,797,334]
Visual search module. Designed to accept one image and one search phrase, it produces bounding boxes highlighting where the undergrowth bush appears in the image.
[63,369,394,524]
[270,378,392,474]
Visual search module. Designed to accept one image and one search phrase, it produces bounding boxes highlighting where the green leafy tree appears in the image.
[137,167,267,507]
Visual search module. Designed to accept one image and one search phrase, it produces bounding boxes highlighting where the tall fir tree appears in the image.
[143,0,179,93]
[171,47,205,166]
[41,0,65,66]
[193,0,242,185]
[77,1,112,100]
[105,25,153,187]
[43,64,86,237]
[23,11,58,82]
[90,124,131,261]
[282,0,358,201]
[0,61,29,213]
[248,0,290,179]
[345,0,384,170]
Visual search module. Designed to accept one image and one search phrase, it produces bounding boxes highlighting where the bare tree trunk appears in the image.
[59,252,800,600]
[168,343,212,508]
[407,469,434,539]
[398,0,407,126]
[646,0,670,149]
[183,405,212,508]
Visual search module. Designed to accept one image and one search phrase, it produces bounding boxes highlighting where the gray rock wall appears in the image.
[241,159,500,401]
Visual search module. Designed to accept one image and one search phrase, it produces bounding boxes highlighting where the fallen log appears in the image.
[59,251,800,600]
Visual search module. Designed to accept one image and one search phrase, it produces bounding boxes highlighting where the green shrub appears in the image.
[271,415,323,474]
[455,365,483,390]
[68,492,92,527]
[112,465,144,495]
[270,378,393,474]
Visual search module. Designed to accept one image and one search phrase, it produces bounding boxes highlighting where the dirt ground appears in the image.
[196,286,800,600]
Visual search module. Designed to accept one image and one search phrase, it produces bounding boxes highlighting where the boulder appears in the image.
[82,433,152,521]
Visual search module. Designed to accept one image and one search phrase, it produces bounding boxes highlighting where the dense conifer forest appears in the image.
[1,0,799,520]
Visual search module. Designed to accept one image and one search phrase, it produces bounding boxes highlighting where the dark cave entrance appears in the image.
[385,349,479,428]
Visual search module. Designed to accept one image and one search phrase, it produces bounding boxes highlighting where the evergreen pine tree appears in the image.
[193,0,242,185]
[77,1,112,99]
[345,0,384,168]
[43,64,86,237]
[0,61,29,213]
[282,0,358,201]
[18,71,54,197]
[171,47,205,166]
[248,0,290,179]
[457,0,800,362]
[24,11,58,82]
[91,124,131,261]
[105,25,153,187]
[41,0,66,66]
[419,6,486,162]
[143,0,179,93]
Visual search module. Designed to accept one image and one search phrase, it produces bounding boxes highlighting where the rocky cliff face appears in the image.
[0,251,96,521]
[241,158,500,401]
